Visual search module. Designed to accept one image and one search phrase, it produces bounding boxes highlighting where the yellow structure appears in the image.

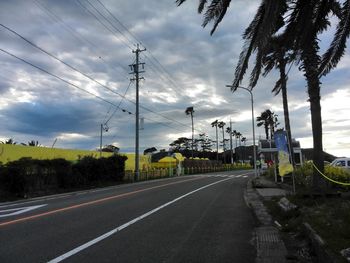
[0,144,113,164]
[124,153,151,171]
[150,153,185,169]
[0,144,154,171]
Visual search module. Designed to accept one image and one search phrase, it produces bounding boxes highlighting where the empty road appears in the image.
[0,170,256,262]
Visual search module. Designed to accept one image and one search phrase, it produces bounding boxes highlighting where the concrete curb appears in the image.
[245,178,288,262]
[303,222,337,263]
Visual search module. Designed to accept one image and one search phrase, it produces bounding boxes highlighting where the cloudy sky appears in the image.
[0,0,349,157]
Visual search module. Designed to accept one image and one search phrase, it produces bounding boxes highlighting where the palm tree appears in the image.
[226,127,234,163]
[218,121,226,163]
[211,119,219,161]
[177,0,350,193]
[236,131,242,162]
[241,137,247,161]
[232,130,238,157]
[185,106,195,158]
[256,110,272,140]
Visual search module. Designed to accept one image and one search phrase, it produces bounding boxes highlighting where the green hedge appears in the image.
[0,155,127,199]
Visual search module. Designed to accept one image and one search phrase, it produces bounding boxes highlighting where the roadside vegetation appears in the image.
[0,155,127,201]
[262,164,350,262]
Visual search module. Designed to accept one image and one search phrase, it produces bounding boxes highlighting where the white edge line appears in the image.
[48,177,232,263]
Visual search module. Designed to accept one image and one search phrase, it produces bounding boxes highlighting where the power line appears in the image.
[0,23,202,132]
[104,80,133,124]
[0,47,132,114]
[75,0,133,50]
[0,23,131,101]
[0,48,195,136]
[33,0,130,76]
[72,2,207,132]
[93,0,193,101]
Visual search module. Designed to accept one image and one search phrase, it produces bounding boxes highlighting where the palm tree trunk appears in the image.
[264,124,269,140]
[216,126,219,161]
[222,128,225,164]
[191,113,194,158]
[279,59,295,166]
[304,51,326,192]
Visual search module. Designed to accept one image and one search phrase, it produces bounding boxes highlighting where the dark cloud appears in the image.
[2,100,103,136]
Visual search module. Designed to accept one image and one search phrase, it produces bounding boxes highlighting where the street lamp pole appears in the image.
[226,85,257,177]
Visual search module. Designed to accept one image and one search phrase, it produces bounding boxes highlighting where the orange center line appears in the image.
[0,176,204,227]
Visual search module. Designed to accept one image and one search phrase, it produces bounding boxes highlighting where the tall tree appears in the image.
[211,119,219,161]
[241,136,247,161]
[218,121,226,163]
[226,127,234,163]
[256,110,271,140]
[185,106,195,158]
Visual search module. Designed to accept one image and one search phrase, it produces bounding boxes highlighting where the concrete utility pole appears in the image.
[130,44,146,181]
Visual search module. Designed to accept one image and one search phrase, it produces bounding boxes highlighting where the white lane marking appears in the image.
[48,177,233,263]
[0,195,69,209]
[0,204,47,218]
[235,175,243,178]
[243,175,248,178]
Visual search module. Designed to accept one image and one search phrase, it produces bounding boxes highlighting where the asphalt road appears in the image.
[0,170,256,263]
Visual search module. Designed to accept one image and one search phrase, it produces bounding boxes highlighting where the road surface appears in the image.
[0,170,256,262]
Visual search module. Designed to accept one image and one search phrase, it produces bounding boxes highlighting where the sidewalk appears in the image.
[244,176,292,263]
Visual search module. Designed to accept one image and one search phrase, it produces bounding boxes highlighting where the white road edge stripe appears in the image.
[48,176,234,263]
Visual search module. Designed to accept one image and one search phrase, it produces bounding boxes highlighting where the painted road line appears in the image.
[0,204,47,218]
[48,177,233,263]
[0,176,204,227]
[0,194,71,209]
[235,175,243,178]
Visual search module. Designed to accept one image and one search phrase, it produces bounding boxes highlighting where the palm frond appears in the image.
[175,0,187,6]
[198,0,208,13]
[319,0,350,76]
[232,0,287,90]
[231,3,265,90]
[272,78,283,95]
[249,49,264,88]
[201,0,231,35]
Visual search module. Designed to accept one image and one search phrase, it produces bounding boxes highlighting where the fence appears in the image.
[124,162,252,182]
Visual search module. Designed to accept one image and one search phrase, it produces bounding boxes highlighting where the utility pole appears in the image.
[130,44,146,181]
[99,123,109,157]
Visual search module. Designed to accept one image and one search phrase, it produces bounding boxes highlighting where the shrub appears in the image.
[293,162,350,189]
[0,155,127,199]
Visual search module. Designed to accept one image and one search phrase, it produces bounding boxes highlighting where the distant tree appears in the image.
[169,137,191,152]
[28,140,39,147]
[198,133,213,152]
[211,120,219,161]
[101,144,120,153]
[144,147,157,155]
[1,138,17,145]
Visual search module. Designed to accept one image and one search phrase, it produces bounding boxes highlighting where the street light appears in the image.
[226,85,257,177]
